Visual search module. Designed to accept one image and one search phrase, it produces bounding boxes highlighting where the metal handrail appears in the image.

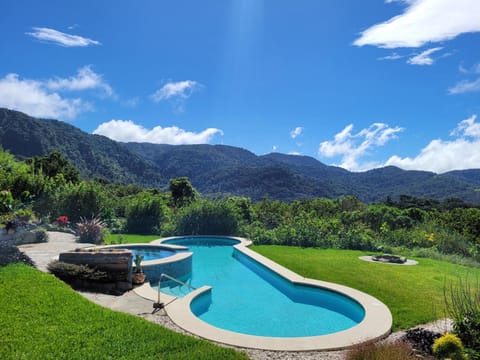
[153,273,196,311]
[160,273,196,290]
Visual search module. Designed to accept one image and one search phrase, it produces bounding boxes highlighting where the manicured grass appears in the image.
[0,263,248,360]
[104,233,162,244]
[252,246,480,331]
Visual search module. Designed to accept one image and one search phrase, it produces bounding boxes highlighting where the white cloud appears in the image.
[0,73,90,119]
[378,53,404,61]
[319,123,404,171]
[46,66,113,97]
[451,115,480,138]
[151,80,202,112]
[407,47,442,65]
[272,145,278,152]
[448,78,480,94]
[93,119,223,145]
[288,151,301,156]
[290,126,303,139]
[386,115,480,172]
[354,0,480,48]
[26,27,101,47]
[151,80,201,102]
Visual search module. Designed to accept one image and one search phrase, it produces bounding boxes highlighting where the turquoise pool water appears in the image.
[116,245,176,261]
[157,237,365,337]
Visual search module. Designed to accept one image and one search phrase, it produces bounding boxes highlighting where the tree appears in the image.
[26,151,80,184]
[169,177,198,208]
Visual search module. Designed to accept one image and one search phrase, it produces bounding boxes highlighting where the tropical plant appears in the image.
[133,254,144,273]
[76,215,105,244]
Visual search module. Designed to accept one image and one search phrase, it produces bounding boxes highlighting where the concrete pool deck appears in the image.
[136,236,393,351]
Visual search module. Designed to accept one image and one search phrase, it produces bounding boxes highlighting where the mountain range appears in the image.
[1,108,480,204]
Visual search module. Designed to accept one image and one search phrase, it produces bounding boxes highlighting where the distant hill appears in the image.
[0,108,165,187]
[1,108,480,203]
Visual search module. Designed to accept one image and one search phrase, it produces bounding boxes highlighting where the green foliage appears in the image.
[125,193,167,234]
[14,207,34,221]
[26,151,80,184]
[346,341,416,360]
[175,199,239,235]
[169,177,198,208]
[444,277,480,355]
[432,334,466,360]
[76,216,105,244]
[0,263,248,360]
[42,181,112,222]
[48,260,110,282]
[0,190,14,214]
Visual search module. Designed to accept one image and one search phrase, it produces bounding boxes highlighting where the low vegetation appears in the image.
[346,341,416,360]
[0,263,248,360]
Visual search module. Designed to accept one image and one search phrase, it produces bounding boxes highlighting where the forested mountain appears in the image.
[1,108,480,203]
[0,108,165,187]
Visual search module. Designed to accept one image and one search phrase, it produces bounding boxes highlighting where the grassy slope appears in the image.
[104,234,162,244]
[0,263,248,360]
[252,246,480,331]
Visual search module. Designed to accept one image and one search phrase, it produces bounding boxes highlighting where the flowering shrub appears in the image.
[432,333,466,360]
[54,216,70,227]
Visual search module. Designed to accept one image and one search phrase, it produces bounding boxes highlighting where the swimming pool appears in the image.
[159,237,363,337]
[138,236,392,351]
[114,245,176,261]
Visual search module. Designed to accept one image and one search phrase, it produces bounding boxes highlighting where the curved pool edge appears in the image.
[140,236,392,351]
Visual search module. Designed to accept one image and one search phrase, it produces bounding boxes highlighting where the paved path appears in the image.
[18,231,93,271]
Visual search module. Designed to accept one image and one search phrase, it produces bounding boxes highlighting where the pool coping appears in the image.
[90,243,190,268]
[134,236,393,351]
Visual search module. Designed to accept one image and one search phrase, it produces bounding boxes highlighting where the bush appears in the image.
[174,199,239,235]
[346,341,416,360]
[125,193,167,234]
[433,334,466,360]
[47,260,109,282]
[402,327,441,355]
[76,216,105,244]
[0,239,35,267]
[444,277,480,354]
[43,181,112,223]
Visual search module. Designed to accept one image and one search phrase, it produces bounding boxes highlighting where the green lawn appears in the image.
[104,233,162,244]
[0,263,248,360]
[252,246,480,331]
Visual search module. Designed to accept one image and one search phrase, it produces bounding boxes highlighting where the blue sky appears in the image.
[1,0,480,173]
